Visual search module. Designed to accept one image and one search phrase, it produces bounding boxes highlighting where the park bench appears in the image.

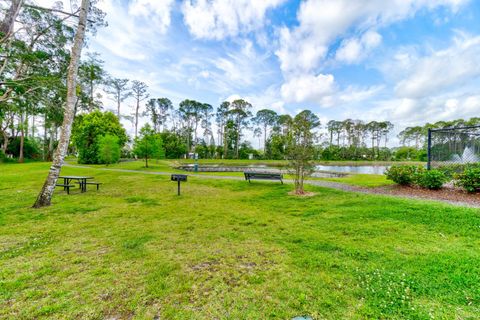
[244,171,283,184]
[55,183,75,194]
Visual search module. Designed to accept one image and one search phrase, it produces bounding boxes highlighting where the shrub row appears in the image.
[385,165,447,190]
[454,167,480,193]
[385,164,480,192]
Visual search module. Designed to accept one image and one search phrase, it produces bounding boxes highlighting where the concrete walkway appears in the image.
[64,164,479,208]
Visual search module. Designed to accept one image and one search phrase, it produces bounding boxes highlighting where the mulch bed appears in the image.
[368,184,480,207]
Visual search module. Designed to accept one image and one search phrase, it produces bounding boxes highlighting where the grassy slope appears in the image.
[1,163,479,319]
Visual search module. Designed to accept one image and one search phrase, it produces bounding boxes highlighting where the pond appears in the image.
[177,164,389,175]
[315,165,389,175]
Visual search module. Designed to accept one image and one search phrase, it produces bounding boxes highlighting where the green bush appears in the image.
[97,134,121,165]
[454,167,480,193]
[0,151,14,163]
[7,137,41,159]
[385,165,424,186]
[415,169,447,190]
[72,111,128,164]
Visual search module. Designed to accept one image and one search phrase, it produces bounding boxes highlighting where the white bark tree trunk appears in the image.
[135,98,139,138]
[33,0,90,208]
[0,0,24,43]
[19,112,24,163]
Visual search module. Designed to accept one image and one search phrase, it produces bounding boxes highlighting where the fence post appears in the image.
[427,128,432,170]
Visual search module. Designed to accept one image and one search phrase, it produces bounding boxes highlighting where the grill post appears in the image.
[427,128,432,170]
[171,174,187,196]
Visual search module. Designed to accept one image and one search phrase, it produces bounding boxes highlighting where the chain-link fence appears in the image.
[428,126,480,171]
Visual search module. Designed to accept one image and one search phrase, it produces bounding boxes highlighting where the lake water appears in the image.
[315,165,389,175]
[179,164,390,175]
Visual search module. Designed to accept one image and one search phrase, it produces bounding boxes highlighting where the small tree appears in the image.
[133,124,165,167]
[98,134,120,165]
[253,109,278,154]
[287,110,320,195]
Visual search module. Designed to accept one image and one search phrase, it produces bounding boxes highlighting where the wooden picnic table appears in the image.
[59,176,93,193]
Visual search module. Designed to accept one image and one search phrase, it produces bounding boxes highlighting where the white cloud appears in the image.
[338,85,384,103]
[89,0,176,62]
[128,0,175,34]
[276,0,469,74]
[281,74,336,106]
[347,92,480,134]
[395,34,480,98]
[182,0,285,40]
[335,30,382,64]
[280,73,384,108]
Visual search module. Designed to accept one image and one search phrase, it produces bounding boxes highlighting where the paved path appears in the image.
[64,164,479,208]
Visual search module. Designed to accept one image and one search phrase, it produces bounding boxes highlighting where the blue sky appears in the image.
[39,0,480,143]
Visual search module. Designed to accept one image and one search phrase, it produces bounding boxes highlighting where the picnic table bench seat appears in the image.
[244,171,283,184]
[55,183,75,194]
[76,181,102,190]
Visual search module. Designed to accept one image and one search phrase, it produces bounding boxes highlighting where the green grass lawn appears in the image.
[322,174,395,188]
[73,160,394,187]
[1,163,479,319]
[177,159,425,167]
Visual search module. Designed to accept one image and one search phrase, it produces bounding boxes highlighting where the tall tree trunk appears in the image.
[194,121,198,150]
[117,93,121,118]
[135,98,139,138]
[89,79,94,112]
[235,120,240,159]
[19,113,24,163]
[235,132,239,159]
[1,130,8,154]
[371,136,375,158]
[24,113,29,137]
[43,114,47,160]
[263,124,267,154]
[33,0,90,208]
[223,125,227,159]
[31,115,35,138]
[0,0,24,43]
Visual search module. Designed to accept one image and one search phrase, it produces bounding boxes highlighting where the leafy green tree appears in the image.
[105,77,131,119]
[78,52,106,112]
[398,126,424,148]
[327,120,342,146]
[253,109,278,153]
[238,141,259,159]
[97,134,120,165]
[145,97,173,132]
[133,124,165,167]
[201,103,214,147]
[287,110,320,195]
[229,99,252,159]
[265,131,287,160]
[131,80,149,138]
[72,111,127,164]
[159,130,187,159]
[216,101,230,158]
[178,99,197,152]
